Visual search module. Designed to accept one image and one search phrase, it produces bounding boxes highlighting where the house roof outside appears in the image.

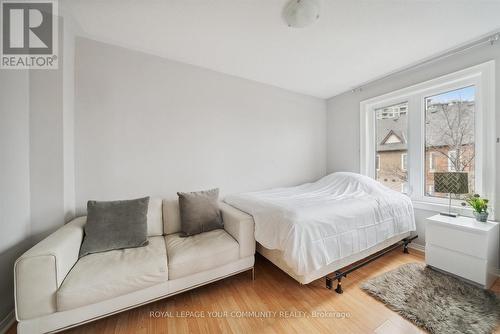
[376,103,408,152]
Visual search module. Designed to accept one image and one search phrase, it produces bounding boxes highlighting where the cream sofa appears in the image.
[14,199,255,334]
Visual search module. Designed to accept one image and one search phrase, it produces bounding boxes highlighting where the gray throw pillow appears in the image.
[79,197,150,257]
[177,188,223,237]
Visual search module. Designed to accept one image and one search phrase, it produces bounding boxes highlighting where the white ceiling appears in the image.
[64,0,500,98]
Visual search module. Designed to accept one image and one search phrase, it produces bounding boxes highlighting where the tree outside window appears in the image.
[424,86,475,198]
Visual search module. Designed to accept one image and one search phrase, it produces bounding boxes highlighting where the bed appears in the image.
[224,172,416,290]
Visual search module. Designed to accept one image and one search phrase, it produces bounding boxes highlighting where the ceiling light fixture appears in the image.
[283,0,320,28]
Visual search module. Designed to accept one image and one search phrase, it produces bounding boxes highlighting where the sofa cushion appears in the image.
[147,198,163,236]
[177,188,223,237]
[163,199,181,235]
[166,230,239,280]
[57,237,168,311]
[79,197,150,257]
[75,198,163,239]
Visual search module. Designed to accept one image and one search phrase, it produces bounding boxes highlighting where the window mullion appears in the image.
[407,95,423,200]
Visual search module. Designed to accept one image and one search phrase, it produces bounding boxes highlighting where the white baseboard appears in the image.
[408,243,425,253]
[0,310,15,334]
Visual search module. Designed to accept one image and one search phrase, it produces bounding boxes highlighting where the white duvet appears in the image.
[224,172,416,276]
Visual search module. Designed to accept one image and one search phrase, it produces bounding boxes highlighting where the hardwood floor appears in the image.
[7,248,500,334]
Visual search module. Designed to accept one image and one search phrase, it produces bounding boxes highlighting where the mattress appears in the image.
[224,172,416,277]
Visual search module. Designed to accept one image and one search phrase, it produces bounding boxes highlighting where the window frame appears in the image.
[401,153,407,171]
[360,61,495,216]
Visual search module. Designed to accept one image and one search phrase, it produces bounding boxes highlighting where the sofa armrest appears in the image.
[220,203,255,259]
[14,216,86,320]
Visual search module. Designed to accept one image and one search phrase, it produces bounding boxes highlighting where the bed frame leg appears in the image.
[402,235,418,254]
[335,278,343,294]
[326,272,344,293]
[251,267,255,280]
[326,276,332,289]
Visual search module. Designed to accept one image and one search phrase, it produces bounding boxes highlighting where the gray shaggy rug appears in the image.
[361,263,500,334]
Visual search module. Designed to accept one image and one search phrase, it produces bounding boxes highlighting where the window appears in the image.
[360,62,495,212]
[375,102,408,193]
[425,86,475,198]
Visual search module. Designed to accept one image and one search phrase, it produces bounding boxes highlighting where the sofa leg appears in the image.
[251,267,255,280]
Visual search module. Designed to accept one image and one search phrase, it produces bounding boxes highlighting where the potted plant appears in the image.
[461,194,489,222]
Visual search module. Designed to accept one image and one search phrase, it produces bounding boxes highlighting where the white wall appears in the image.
[0,70,32,324]
[74,38,327,213]
[62,13,78,223]
[28,15,78,242]
[29,68,65,240]
[327,42,500,248]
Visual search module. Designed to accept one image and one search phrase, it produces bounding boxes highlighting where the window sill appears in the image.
[411,200,474,217]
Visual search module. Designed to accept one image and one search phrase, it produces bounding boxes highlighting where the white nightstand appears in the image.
[425,214,499,289]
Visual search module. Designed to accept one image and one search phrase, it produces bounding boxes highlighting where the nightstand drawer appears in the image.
[426,244,487,285]
[426,221,488,259]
